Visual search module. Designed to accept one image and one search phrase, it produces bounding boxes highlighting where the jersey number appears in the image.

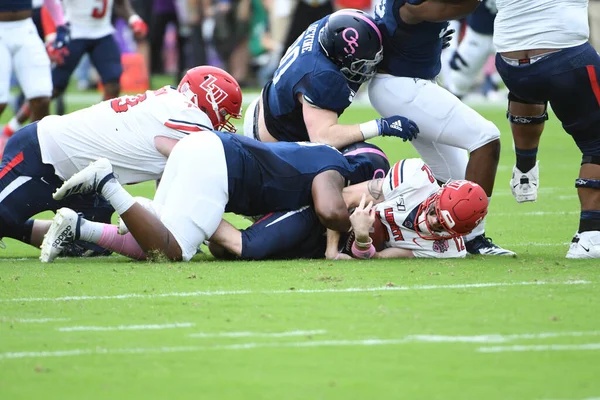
[272,45,300,86]
[452,236,465,252]
[92,0,108,19]
[110,93,148,113]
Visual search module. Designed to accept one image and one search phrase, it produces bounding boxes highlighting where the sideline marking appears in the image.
[189,330,326,338]
[0,280,589,303]
[478,343,600,353]
[0,317,69,323]
[57,322,194,332]
[4,331,600,360]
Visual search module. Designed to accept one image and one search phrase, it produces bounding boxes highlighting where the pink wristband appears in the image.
[351,241,376,259]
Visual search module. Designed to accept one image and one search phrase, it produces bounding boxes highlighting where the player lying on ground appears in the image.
[243,8,419,150]
[209,158,488,260]
[494,0,600,259]
[0,66,241,255]
[40,131,386,262]
[207,142,391,260]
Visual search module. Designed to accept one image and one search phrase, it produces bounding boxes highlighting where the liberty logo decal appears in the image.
[199,74,229,104]
[342,28,359,55]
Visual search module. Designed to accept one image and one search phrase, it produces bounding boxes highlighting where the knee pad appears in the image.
[506,94,549,125]
[582,155,600,166]
[575,178,600,189]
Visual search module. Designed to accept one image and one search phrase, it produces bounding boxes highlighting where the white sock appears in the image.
[78,219,105,243]
[101,179,135,215]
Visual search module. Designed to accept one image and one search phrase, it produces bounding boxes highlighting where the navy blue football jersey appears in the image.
[467,0,496,35]
[215,132,374,216]
[262,16,361,142]
[1,0,32,11]
[374,0,448,79]
[237,145,390,260]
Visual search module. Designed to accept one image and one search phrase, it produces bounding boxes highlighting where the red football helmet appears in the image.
[177,66,242,132]
[415,180,488,240]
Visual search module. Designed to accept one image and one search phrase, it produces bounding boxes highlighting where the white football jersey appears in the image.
[494,0,589,52]
[37,86,214,184]
[62,0,115,39]
[375,159,467,258]
[33,0,44,8]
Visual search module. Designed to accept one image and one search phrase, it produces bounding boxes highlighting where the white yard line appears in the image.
[4,331,600,360]
[189,330,326,338]
[0,317,69,323]
[0,280,589,303]
[478,343,600,353]
[57,322,194,332]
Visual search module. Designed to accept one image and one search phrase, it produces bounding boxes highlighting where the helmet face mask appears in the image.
[177,66,242,132]
[318,9,384,85]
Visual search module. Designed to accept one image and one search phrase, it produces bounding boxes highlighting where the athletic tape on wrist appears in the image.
[351,241,376,259]
[359,120,380,140]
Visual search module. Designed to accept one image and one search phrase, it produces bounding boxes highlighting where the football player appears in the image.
[207,142,391,260]
[446,0,497,99]
[40,133,384,262]
[0,66,242,252]
[1,0,149,140]
[494,0,600,258]
[368,0,514,256]
[344,159,488,259]
[242,8,420,150]
[0,0,67,153]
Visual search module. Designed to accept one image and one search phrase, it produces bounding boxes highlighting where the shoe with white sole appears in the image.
[53,158,114,200]
[566,231,600,259]
[510,161,539,203]
[466,234,517,256]
[40,208,80,263]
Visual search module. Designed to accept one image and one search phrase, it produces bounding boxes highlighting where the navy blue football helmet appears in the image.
[342,141,390,180]
[318,9,384,84]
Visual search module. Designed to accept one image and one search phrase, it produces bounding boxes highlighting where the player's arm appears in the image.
[312,170,351,232]
[325,229,351,260]
[114,0,148,39]
[301,94,365,149]
[43,0,65,26]
[208,219,243,257]
[373,247,415,258]
[400,0,480,23]
[154,136,180,157]
[342,178,386,209]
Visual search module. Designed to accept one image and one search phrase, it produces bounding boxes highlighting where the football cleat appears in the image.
[53,158,114,200]
[466,234,516,256]
[566,231,600,259]
[40,208,81,263]
[510,162,539,203]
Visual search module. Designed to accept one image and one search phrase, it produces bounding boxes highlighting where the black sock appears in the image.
[515,147,538,172]
[579,210,600,233]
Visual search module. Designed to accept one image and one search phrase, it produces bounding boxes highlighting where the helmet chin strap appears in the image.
[207,88,222,126]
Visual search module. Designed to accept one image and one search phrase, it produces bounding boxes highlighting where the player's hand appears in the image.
[350,194,375,243]
[46,25,70,65]
[377,116,419,141]
[442,28,455,49]
[129,15,148,39]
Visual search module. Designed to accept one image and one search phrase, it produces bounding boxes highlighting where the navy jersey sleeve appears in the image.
[296,70,353,114]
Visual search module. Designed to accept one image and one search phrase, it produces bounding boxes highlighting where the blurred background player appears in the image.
[2,0,149,141]
[445,0,499,99]
[41,131,382,262]
[0,66,241,253]
[243,8,420,150]
[494,0,600,258]
[0,0,67,156]
[369,0,514,256]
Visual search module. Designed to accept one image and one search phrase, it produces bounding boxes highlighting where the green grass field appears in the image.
[1,85,599,400]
